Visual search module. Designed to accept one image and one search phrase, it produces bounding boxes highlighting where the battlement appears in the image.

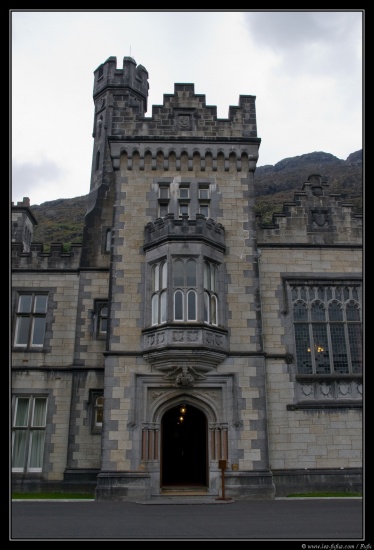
[144,213,226,251]
[11,197,38,253]
[12,197,31,208]
[256,174,363,245]
[92,56,258,141]
[12,242,82,270]
[93,56,149,114]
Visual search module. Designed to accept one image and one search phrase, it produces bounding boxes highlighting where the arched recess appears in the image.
[153,394,218,488]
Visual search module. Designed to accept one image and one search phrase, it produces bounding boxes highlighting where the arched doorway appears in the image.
[161,404,207,487]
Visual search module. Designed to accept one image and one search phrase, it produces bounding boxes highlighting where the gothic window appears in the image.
[151,260,168,325]
[12,396,47,472]
[292,285,362,375]
[173,258,197,321]
[147,254,223,328]
[14,293,48,348]
[92,300,108,339]
[90,391,104,434]
[203,261,218,325]
[105,229,111,252]
[98,304,108,336]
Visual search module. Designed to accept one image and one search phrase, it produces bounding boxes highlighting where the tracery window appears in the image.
[292,285,362,375]
[148,257,221,327]
[173,258,197,321]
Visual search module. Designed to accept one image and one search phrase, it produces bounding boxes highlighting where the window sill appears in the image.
[287,401,362,410]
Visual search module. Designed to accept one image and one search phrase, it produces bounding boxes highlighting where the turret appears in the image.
[89,57,149,194]
[11,197,38,252]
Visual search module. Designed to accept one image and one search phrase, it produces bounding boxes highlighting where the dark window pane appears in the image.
[311,302,326,322]
[187,290,196,320]
[330,324,348,373]
[312,324,330,374]
[174,290,183,320]
[329,302,343,322]
[18,295,32,313]
[346,302,360,321]
[293,302,308,321]
[295,324,312,374]
[186,260,196,286]
[173,260,184,286]
[15,317,30,345]
[31,317,46,346]
[348,324,363,373]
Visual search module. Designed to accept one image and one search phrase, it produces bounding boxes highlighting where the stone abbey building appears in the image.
[11,57,363,501]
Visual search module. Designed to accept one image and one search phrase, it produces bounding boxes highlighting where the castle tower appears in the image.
[73,56,274,500]
[11,55,362,502]
[11,197,37,252]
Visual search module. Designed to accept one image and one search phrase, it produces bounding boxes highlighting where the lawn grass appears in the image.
[12,491,362,500]
[287,492,362,498]
[12,492,95,500]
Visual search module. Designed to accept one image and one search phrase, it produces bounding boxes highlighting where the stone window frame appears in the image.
[92,299,108,340]
[89,390,104,434]
[290,282,362,376]
[146,252,222,328]
[13,292,49,349]
[282,277,363,409]
[11,394,48,472]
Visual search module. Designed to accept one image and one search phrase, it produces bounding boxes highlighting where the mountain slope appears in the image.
[29,149,363,247]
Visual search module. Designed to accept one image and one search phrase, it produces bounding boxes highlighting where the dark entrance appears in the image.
[161,404,207,487]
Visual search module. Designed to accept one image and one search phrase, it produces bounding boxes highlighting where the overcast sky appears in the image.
[11,10,363,206]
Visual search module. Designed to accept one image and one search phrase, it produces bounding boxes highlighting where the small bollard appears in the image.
[216,459,232,501]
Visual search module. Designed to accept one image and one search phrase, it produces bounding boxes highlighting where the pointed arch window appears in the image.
[172,258,197,322]
[151,260,168,325]
[203,261,218,325]
[292,284,362,375]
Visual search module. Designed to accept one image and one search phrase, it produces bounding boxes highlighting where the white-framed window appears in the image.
[179,184,190,217]
[179,186,189,199]
[97,303,108,336]
[14,293,48,348]
[179,202,189,217]
[198,184,210,200]
[172,258,197,322]
[91,300,108,339]
[105,229,112,252]
[292,284,362,375]
[148,255,222,327]
[151,260,168,325]
[12,396,47,472]
[90,391,104,433]
[198,184,210,218]
[158,184,170,218]
[203,260,218,325]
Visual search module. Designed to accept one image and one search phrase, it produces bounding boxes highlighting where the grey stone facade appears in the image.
[11,56,362,500]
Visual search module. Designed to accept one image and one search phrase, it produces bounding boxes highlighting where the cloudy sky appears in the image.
[11,10,363,206]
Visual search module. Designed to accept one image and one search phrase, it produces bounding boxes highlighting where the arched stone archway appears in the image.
[161,404,207,487]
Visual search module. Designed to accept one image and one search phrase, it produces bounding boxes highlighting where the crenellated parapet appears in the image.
[91,57,260,177]
[256,174,362,245]
[144,213,226,251]
[11,197,38,253]
[93,56,149,115]
[12,242,82,270]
